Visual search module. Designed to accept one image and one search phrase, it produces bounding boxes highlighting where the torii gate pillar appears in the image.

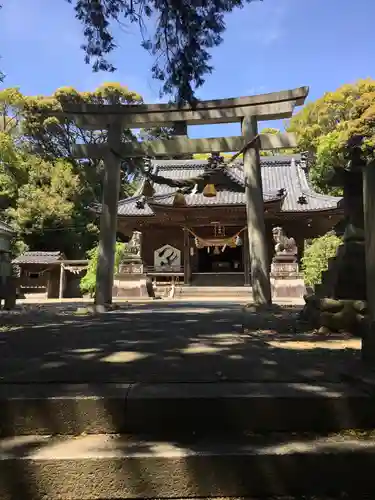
[95,122,122,309]
[242,116,272,305]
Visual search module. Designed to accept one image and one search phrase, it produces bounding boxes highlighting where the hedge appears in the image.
[301,233,341,287]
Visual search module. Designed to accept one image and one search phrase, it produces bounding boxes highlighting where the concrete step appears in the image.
[178,286,253,297]
[154,285,252,293]
[1,382,374,437]
[0,432,374,499]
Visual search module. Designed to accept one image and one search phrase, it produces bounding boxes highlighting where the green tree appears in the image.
[0,130,84,255]
[288,79,375,195]
[21,83,143,200]
[80,241,127,297]
[17,83,145,254]
[0,83,170,258]
[0,132,26,206]
[302,233,342,287]
[0,88,24,135]
[4,154,84,254]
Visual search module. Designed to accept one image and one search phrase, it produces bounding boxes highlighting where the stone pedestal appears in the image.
[270,254,305,299]
[271,254,298,275]
[112,260,154,298]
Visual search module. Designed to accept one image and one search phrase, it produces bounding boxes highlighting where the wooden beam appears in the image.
[62,86,309,115]
[72,132,298,159]
[67,101,298,129]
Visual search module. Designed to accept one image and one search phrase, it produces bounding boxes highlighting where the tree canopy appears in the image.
[64,0,260,103]
[288,78,375,194]
[0,82,147,257]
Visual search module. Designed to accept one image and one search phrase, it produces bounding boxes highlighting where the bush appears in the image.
[302,233,341,287]
[80,242,127,297]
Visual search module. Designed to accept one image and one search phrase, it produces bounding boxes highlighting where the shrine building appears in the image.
[116,154,343,287]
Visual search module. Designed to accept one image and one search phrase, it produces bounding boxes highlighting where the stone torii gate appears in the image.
[56,87,309,309]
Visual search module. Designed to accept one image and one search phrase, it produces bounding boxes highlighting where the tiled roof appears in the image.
[117,155,342,216]
[0,220,14,235]
[12,251,64,265]
[148,190,283,207]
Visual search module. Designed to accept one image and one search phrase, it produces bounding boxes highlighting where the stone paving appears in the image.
[0,301,360,384]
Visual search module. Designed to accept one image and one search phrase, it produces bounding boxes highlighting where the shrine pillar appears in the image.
[59,263,65,299]
[95,122,122,309]
[183,227,192,285]
[243,229,251,286]
[242,115,272,305]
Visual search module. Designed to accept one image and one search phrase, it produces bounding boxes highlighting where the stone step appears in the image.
[1,382,374,437]
[0,432,374,499]
[178,286,253,297]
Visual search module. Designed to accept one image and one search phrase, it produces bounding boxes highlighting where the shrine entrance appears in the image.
[197,245,243,273]
[190,224,246,285]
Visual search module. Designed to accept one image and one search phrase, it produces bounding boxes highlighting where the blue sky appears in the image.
[1,0,374,138]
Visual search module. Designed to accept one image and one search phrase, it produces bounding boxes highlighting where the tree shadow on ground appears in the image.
[0,301,360,384]
[0,301,366,499]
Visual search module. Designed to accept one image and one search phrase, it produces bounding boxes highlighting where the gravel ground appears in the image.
[0,301,361,384]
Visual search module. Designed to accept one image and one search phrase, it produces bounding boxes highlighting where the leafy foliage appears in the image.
[301,233,342,287]
[80,241,127,296]
[6,156,80,245]
[288,79,375,194]
[0,88,24,135]
[21,83,143,211]
[67,0,260,102]
[0,83,149,257]
[0,132,25,204]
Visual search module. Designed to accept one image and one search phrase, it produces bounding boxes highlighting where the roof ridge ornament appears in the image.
[300,151,311,171]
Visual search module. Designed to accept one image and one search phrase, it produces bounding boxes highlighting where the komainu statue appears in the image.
[127,231,142,258]
[272,227,297,256]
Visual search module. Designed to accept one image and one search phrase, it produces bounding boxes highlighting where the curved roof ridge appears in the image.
[304,190,342,202]
[151,154,302,168]
[118,194,143,206]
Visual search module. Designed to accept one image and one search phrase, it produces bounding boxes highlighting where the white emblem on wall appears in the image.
[154,245,181,270]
